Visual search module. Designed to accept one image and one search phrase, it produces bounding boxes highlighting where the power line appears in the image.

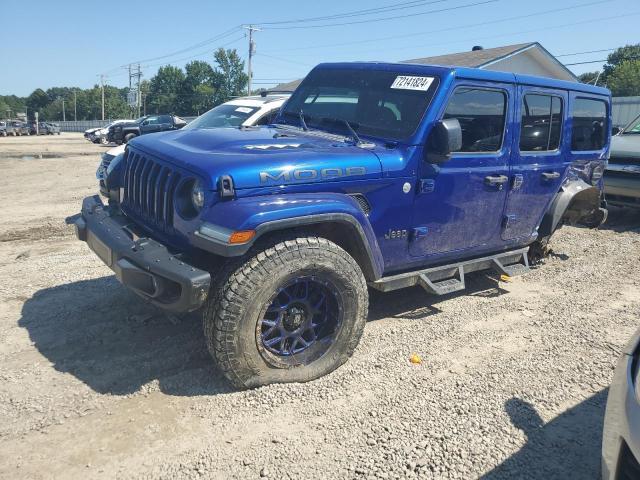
[260,0,498,30]
[124,27,242,65]
[254,0,447,25]
[564,55,640,66]
[143,35,245,68]
[262,0,611,53]
[254,53,314,67]
[555,47,616,57]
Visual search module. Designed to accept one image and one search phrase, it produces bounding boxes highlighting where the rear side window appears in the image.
[443,88,507,152]
[571,98,607,151]
[519,94,563,151]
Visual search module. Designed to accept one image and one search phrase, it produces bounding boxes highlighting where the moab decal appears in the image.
[259,166,366,184]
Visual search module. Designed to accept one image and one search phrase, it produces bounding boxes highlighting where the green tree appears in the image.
[211,48,248,105]
[603,44,640,78]
[147,66,186,114]
[607,60,640,96]
[182,60,215,114]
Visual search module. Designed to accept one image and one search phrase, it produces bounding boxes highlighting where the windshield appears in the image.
[185,104,260,129]
[278,67,440,141]
[623,114,640,134]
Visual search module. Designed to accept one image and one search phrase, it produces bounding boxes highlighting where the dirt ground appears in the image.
[0,133,639,479]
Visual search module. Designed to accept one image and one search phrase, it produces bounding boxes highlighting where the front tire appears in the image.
[204,236,368,389]
[124,133,137,143]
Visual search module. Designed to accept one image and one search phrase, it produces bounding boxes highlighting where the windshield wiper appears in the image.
[320,116,374,148]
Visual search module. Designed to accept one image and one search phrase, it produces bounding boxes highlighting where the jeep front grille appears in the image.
[122,150,182,232]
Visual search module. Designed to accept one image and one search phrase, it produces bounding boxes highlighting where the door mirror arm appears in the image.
[426,118,462,164]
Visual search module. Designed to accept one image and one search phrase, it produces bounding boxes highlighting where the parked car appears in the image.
[38,122,61,135]
[76,62,610,389]
[19,122,31,135]
[604,113,640,208]
[186,91,290,130]
[28,122,38,135]
[9,121,25,135]
[2,121,17,136]
[0,121,6,136]
[106,114,187,145]
[84,120,128,144]
[602,326,640,479]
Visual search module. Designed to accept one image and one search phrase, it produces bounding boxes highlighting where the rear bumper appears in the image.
[75,195,210,312]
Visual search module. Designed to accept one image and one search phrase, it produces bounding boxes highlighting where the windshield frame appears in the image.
[275,65,441,143]
[622,113,640,134]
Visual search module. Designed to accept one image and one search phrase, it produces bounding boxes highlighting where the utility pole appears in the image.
[58,96,66,122]
[99,74,105,120]
[244,25,259,95]
[136,64,142,117]
[128,63,142,117]
[73,89,77,121]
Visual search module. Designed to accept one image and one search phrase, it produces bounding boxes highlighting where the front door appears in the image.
[502,87,567,241]
[410,81,514,259]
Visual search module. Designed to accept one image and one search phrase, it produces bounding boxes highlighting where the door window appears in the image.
[571,98,607,151]
[443,87,507,152]
[519,94,563,151]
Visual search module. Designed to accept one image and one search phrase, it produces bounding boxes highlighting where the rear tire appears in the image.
[204,236,368,389]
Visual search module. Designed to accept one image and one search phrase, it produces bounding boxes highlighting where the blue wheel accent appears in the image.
[258,276,343,364]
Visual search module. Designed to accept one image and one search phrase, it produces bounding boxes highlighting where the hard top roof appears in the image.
[312,62,611,97]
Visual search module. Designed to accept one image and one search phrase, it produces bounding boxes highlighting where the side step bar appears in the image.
[369,247,529,294]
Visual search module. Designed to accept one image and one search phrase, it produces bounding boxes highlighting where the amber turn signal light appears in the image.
[229,230,256,244]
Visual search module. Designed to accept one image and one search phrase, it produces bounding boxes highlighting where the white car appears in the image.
[96,92,290,188]
[185,91,290,130]
[84,120,128,144]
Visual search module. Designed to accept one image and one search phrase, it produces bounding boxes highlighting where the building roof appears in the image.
[270,42,578,91]
[403,43,534,68]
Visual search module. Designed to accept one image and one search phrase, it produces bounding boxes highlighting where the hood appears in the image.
[128,127,383,190]
[610,134,640,161]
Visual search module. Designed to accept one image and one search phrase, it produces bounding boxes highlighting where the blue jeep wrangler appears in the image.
[75,62,610,388]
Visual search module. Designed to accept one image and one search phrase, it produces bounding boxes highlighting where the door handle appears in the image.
[484,175,509,189]
[541,171,561,181]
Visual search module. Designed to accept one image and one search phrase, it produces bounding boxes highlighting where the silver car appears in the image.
[602,327,640,479]
[605,114,640,208]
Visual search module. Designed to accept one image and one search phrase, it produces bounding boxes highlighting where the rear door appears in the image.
[502,87,567,241]
[140,116,160,134]
[410,81,514,257]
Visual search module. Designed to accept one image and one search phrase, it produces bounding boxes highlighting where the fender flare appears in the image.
[539,179,606,237]
[191,193,385,281]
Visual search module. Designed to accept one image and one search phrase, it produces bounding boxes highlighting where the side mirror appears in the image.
[612,126,621,136]
[427,118,462,163]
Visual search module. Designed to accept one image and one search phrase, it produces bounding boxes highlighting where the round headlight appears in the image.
[191,180,205,210]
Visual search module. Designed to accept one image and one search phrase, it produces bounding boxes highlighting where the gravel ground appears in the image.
[0,134,639,479]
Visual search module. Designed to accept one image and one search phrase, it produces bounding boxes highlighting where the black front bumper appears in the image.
[75,196,211,312]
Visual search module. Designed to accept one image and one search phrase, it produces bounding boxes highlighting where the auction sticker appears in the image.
[390,76,434,91]
[235,107,254,113]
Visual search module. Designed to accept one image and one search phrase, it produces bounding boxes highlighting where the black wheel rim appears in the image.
[257,276,343,367]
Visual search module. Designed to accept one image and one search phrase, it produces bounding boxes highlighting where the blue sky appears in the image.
[2,0,639,96]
